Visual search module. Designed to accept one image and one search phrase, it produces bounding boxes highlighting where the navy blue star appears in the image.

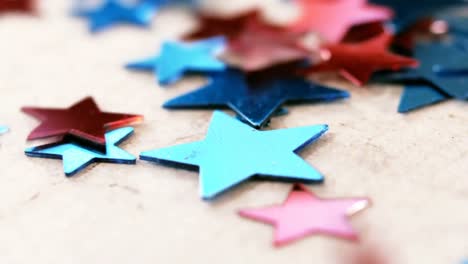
[163,69,349,128]
[74,0,161,33]
[398,84,449,113]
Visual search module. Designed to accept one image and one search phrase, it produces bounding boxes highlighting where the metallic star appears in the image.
[303,32,418,86]
[22,97,143,152]
[288,0,393,43]
[163,66,349,128]
[25,127,136,177]
[126,37,226,85]
[239,184,370,246]
[398,84,449,113]
[74,0,159,33]
[140,111,327,199]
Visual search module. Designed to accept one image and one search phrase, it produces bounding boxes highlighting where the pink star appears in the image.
[239,184,370,246]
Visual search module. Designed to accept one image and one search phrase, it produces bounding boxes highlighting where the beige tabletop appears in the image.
[1,0,468,263]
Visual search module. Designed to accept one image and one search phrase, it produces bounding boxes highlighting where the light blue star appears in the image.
[140,111,326,199]
[126,37,226,85]
[74,0,160,33]
[0,125,8,134]
[25,127,136,177]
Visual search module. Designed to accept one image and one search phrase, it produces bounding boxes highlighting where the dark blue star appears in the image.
[398,84,449,113]
[380,40,468,100]
[163,69,349,128]
[74,0,161,33]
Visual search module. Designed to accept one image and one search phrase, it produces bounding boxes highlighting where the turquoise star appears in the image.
[140,111,327,199]
[0,125,8,134]
[25,127,136,177]
[126,37,226,85]
[74,0,159,33]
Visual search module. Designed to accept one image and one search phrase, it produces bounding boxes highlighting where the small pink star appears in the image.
[239,184,370,246]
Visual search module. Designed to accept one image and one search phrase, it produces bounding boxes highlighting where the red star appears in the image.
[288,0,393,43]
[239,184,370,246]
[303,32,419,86]
[393,18,448,52]
[22,97,143,151]
[183,10,261,41]
[223,15,311,71]
[0,0,35,13]
[342,22,387,43]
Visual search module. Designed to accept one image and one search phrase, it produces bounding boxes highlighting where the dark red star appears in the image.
[0,0,35,13]
[302,32,418,86]
[393,18,448,52]
[183,10,261,41]
[288,0,393,43]
[223,15,311,71]
[22,97,143,151]
[342,22,387,43]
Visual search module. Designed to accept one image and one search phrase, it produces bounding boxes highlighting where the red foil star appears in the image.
[0,0,35,13]
[303,32,419,86]
[224,15,311,71]
[289,0,393,43]
[239,184,370,246]
[183,10,261,41]
[22,97,143,151]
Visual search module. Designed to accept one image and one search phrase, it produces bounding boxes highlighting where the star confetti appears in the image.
[0,0,35,14]
[126,37,226,85]
[22,97,143,152]
[25,127,136,177]
[303,32,418,86]
[398,84,449,113]
[239,184,370,246]
[223,13,311,71]
[74,0,158,33]
[163,65,349,128]
[288,0,393,43]
[0,125,8,134]
[140,111,327,199]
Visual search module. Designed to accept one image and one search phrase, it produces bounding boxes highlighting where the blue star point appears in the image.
[140,111,327,199]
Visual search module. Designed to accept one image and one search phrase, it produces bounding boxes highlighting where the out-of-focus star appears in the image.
[303,32,418,86]
[0,125,8,134]
[0,0,35,14]
[25,127,136,177]
[141,112,327,199]
[398,84,449,113]
[239,184,370,246]
[126,37,226,85]
[288,0,393,43]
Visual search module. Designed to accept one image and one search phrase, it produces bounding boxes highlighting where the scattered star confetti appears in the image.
[289,0,393,43]
[163,65,349,128]
[239,184,370,246]
[126,37,226,85]
[22,97,142,152]
[303,32,418,86]
[25,127,136,177]
[74,0,158,33]
[0,0,35,14]
[140,111,327,199]
[398,84,449,113]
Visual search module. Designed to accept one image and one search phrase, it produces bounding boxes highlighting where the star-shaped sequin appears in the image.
[74,0,159,32]
[288,0,393,43]
[25,127,136,177]
[163,67,349,128]
[141,111,327,199]
[0,0,35,13]
[239,184,370,246]
[22,97,142,152]
[126,37,226,85]
[303,32,418,86]
[398,84,449,113]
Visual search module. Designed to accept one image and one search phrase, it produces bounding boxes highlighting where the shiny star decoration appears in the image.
[25,127,136,177]
[380,40,468,99]
[303,32,418,86]
[163,67,349,128]
[0,0,35,13]
[126,37,226,85]
[239,184,370,246]
[74,0,159,33]
[0,125,8,134]
[398,84,449,113]
[22,97,142,151]
[288,0,393,43]
[140,111,327,199]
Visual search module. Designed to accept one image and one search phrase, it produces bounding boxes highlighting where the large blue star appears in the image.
[381,40,468,100]
[74,0,161,33]
[25,127,136,177]
[140,111,326,199]
[398,84,449,113]
[163,69,349,128]
[126,38,226,85]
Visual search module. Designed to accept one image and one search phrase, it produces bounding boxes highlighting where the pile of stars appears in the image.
[2,0,468,251]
